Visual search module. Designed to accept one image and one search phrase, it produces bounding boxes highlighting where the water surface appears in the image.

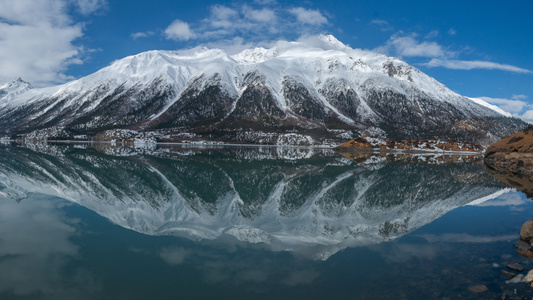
[0,143,531,299]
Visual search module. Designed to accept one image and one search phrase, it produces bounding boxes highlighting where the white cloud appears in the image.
[520,110,533,123]
[478,96,528,114]
[160,3,328,48]
[424,58,532,73]
[0,0,70,26]
[376,34,451,58]
[447,28,457,35]
[164,19,196,41]
[288,7,328,25]
[476,95,533,122]
[0,0,105,87]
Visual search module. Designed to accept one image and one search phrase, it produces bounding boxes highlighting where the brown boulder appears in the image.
[521,219,533,242]
[516,248,533,258]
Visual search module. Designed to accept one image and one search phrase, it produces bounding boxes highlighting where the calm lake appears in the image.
[1,143,532,299]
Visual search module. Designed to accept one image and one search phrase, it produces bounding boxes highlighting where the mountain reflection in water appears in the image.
[0,143,506,260]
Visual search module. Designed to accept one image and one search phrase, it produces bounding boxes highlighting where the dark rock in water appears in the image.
[516,248,533,258]
[520,220,533,242]
[507,262,525,272]
[467,284,488,293]
[514,241,532,250]
[501,269,517,279]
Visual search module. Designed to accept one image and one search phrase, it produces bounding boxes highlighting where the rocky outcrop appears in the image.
[484,125,533,176]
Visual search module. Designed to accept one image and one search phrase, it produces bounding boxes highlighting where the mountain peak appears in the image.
[318,34,346,48]
[0,77,33,104]
[3,77,31,87]
[294,34,349,52]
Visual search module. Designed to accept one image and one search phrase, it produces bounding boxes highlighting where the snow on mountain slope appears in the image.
[0,145,508,260]
[468,97,513,117]
[0,35,525,144]
[0,77,33,105]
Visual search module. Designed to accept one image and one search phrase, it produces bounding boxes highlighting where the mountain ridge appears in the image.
[0,35,526,145]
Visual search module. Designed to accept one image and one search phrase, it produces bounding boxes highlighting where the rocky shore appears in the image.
[484,125,533,176]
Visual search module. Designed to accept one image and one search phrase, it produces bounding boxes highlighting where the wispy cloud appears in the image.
[74,0,108,15]
[425,30,439,39]
[208,5,240,29]
[131,31,155,40]
[370,19,393,31]
[375,34,453,58]
[424,58,532,73]
[447,28,457,35]
[0,0,107,87]
[476,95,533,122]
[513,94,528,100]
[243,6,276,22]
[377,31,531,75]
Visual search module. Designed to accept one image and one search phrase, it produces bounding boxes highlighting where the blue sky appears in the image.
[0,0,532,120]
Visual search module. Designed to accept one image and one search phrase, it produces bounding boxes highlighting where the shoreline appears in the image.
[1,139,486,155]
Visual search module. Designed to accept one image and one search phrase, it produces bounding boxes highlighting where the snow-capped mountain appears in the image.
[0,144,508,260]
[0,35,525,145]
[0,77,33,105]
